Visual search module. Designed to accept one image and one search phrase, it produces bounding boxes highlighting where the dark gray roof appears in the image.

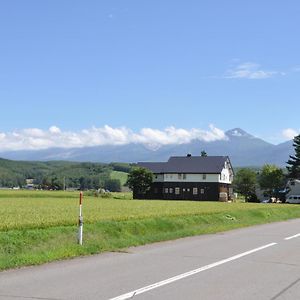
[137,162,167,173]
[137,156,231,174]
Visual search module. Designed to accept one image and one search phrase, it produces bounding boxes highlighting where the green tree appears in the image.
[259,164,285,198]
[104,178,121,192]
[41,177,51,190]
[109,162,132,173]
[233,168,257,202]
[50,176,64,190]
[126,167,153,197]
[79,177,87,190]
[287,134,300,179]
[91,176,101,190]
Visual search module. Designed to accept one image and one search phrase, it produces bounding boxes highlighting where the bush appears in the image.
[104,179,121,192]
[92,190,113,198]
[246,193,259,203]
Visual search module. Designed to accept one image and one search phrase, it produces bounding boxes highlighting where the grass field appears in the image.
[110,171,128,186]
[0,190,272,231]
[1,190,300,271]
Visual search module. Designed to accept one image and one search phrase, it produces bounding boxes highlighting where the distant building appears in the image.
[137,155,234,201]
[25,178,35,190]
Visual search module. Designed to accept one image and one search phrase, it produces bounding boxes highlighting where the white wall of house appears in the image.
[152,163,234,184]
[219,167,233,184]
[163,173,220,183]
[154,173,230,183]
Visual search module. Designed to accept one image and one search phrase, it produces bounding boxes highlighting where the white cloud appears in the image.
[23,128,45,138]
[49,126,61,134]
[225,62,284,79]
[282,128,299,140]
[0,125,228,152]
[132,125,227,149]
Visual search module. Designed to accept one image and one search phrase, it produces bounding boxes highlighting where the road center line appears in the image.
[284,233,300,240]
[108,242,277,300]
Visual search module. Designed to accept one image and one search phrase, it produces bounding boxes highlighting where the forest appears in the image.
[0,158,131,191]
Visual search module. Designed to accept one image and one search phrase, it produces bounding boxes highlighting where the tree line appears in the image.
[234,134,300,201]
[0,160,132,192]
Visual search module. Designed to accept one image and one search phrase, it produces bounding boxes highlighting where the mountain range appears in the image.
[0,128,294,167]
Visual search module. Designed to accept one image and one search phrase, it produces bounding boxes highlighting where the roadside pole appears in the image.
[78,192,83,245]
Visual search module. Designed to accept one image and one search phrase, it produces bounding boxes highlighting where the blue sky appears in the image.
[0,1,300,150]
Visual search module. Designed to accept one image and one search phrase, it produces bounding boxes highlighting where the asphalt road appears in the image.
[1,219,300,300]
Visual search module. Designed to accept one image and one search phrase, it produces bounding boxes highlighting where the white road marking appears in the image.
[108,243,277,300]
[285,233,300,240]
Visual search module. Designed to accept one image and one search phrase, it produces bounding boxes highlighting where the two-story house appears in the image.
[137,155,234,201]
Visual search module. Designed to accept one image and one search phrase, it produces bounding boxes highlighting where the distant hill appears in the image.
[0,128,294,167]
[0,158,131,190]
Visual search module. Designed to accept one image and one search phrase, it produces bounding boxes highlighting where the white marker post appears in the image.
[78,192,83,245]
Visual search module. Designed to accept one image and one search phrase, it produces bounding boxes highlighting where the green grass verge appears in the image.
[1,190,300,271]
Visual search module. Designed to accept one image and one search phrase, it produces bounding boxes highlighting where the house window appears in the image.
[187,188,190,192]
[183,174,186,180]
[203,174,206,180]
[154,188,158,194]
[200,189,205,194]
[183,188,186,192]
[193,188,198,195]
[164,188,169,194]
[169,188,173,194]
[178,174,182,179]
[175,187,180,195]
[155,175,158,179]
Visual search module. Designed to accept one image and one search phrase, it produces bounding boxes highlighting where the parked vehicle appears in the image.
[286,195,300,204]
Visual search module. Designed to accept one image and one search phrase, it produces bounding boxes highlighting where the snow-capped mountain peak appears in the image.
[226,128,253,138]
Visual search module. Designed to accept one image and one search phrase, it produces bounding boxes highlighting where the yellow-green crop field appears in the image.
[1,189,300,271]
[0,189,286,231]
